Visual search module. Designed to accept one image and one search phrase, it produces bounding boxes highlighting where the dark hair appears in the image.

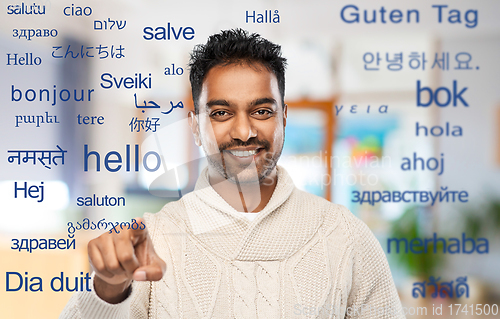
[189,28,287,113]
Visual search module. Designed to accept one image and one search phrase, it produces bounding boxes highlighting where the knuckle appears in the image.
[107,261,121,273]
[160,259,167,271]
[154,268,165,280]
[119,251,134,263]
[93,263,106,273]
[87,238,97,250]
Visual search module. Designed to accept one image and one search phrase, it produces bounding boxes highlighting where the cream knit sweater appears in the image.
[60,167,405,318]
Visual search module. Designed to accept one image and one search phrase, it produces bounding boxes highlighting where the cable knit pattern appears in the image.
[232,261,257,319]
[255,261,280,318]
[292,238,330,316]
[182,240,221,318]
[59,166,405,319]
[230,260,280,319]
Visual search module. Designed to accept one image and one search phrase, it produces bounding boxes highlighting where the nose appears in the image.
[229,113,257,142]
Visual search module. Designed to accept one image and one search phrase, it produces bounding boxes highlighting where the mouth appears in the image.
[224,148,263,158]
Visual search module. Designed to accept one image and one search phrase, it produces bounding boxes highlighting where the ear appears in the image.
[283,104,288,127]
[188,111,202,146]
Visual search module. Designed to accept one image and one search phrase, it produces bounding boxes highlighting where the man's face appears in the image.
[190,62,287,184]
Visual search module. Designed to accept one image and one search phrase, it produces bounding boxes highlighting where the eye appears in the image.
[210,110,232,120]
[252,109,274,119]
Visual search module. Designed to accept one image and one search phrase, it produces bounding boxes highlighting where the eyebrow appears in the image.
[206,99,230,108]
[250,97,277,107]
[206,97,277,108]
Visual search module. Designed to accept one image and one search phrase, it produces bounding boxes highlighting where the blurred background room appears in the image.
[1,0,499,317]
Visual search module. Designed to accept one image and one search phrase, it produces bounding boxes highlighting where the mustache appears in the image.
[218,138,271,152]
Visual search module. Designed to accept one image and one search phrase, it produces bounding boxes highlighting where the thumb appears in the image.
[132,254,166,282]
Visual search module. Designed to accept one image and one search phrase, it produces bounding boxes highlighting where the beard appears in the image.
[203,137,283,184]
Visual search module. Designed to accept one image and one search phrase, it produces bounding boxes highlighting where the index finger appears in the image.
[128,217,148,247]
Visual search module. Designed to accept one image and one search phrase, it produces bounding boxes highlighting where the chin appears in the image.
[210,161,273,185]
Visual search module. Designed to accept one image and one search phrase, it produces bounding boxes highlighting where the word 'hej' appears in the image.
[6,272,91,292]
[340,5,478,28]
[14,181,44,202]
[413,276,469,298]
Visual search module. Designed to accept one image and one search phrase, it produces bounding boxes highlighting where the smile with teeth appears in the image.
[227,149,258,157]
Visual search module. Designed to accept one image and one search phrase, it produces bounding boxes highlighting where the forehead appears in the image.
[201,62,279,103]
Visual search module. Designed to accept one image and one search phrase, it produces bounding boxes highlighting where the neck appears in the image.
[208,167,278,212]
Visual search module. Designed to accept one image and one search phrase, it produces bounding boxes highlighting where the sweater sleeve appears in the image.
[345,220,405,319]
[58,210,159,319]
[58,275,151,319]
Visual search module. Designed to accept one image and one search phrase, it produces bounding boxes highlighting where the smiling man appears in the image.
[60,29,404,319]
[189,44,287,213]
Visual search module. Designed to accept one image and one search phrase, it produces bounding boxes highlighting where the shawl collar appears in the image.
[177,166,324,260]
